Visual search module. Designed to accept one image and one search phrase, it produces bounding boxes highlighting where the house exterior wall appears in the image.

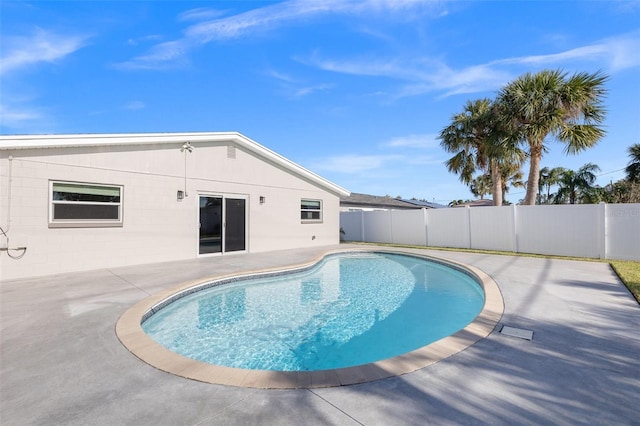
[1,138,343,281]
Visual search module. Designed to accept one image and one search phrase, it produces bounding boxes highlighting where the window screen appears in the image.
[301,199,322,222]
[50,181,123,227]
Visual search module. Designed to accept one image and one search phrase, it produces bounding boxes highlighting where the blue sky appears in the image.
[2,1,639,204]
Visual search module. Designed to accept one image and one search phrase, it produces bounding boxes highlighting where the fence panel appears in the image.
[605,204,640,261]
[515,205,600,258]
[340,211,363,242]
[469,206,515,252]
[425,208,470,248]
[363,210,393,244]
[340,204,639,260]
[390,209,427,246]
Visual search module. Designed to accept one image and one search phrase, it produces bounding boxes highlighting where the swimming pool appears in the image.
[141,252,484,372]
[116,248,503,388]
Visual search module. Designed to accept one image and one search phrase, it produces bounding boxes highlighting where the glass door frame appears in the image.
[197,192,248,257]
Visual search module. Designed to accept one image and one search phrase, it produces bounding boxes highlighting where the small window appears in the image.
[301,199,322,222]
[50,181,123,227]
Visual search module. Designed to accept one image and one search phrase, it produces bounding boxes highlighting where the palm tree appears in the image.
[439,98,523,206]
[554,163,600,204]
[500,163,525,204]
[498,70,608,205]
[538,166,565,204]
[626,143,640,183]
[439,99,493,189]
[470,174,492,199]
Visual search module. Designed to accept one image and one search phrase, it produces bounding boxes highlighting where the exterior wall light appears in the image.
[259,196,266,204]
[177,190,185,201]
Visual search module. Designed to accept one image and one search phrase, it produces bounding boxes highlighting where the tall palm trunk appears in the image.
[490,161,503,206]
[525,144,543,205]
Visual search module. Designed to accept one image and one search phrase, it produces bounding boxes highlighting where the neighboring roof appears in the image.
[400,198,447,209]
[340,192,425,210]
[451,199,494,207]
[0,132,350,197]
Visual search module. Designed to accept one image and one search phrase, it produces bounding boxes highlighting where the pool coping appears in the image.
[115,248,504,389]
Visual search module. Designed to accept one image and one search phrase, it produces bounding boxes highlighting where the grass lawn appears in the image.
[610,261,640,303]
[347,242,640,304]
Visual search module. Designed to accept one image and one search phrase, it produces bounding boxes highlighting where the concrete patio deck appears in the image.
[1,244,639,425]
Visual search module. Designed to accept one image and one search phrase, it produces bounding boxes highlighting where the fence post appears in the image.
[423,208,429,247]
[598,202,607,259]
[511,204,519,253]
[466,205,472,249]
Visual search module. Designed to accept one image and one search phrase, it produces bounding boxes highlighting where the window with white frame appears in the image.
[50,181,123,227]
[301,199,322,222]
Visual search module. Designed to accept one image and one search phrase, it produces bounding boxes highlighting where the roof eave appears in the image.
[0,132,351,197]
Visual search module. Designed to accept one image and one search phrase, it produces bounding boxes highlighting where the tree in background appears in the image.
[537,166,566,204]
[554,163,600,204]
[602,180,640,203]
[439,99,523,206]
[439,99,495,199]
[501,163,525,204]
[498,70,608,205]
[626,143,640,183]
[470,174,492,199]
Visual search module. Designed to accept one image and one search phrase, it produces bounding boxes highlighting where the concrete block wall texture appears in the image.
[341,203,640,261]
[0,133,348,281]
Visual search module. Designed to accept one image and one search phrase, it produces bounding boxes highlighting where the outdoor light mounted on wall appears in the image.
[259,196,266,204]
[181,141,194,153]
[177,190,184,201]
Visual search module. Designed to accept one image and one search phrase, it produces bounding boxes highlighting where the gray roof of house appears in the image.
[340,193,427,209]
[400,199,447,209]
[451,199,494,207]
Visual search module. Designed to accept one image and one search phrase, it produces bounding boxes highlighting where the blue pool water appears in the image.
[142,252,484,371]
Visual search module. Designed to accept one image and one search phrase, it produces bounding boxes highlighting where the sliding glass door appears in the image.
[224,197,246,252]
[199,195,246,255]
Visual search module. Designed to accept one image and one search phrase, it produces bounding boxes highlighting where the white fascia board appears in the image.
[0,132,351,197]
[0,132,239,149]
[231,133,350,197]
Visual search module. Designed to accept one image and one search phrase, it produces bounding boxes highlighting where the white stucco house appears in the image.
[0,132,350,281]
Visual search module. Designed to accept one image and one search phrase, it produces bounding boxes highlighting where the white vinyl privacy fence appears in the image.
[340,203,640,261]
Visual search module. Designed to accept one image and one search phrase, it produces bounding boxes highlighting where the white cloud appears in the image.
[382,133,439,149]
[265,68,333,98]
[265,69,296,83]
[117,0,444,69]
[178,8,226,22]
[404,154,442,166]
[310,154,404,174]
[127,34,163,47]
[123,101,146,110]
[602,32,640,71]
[293,83,334,97]
[182,0,426,43]
[299,52,512,98]
[300,31,640,99]
[0,103,46,132]
[0,104,41,122]
[0,28,89,75]
[115,40,192,70]
[490,31,640,72]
